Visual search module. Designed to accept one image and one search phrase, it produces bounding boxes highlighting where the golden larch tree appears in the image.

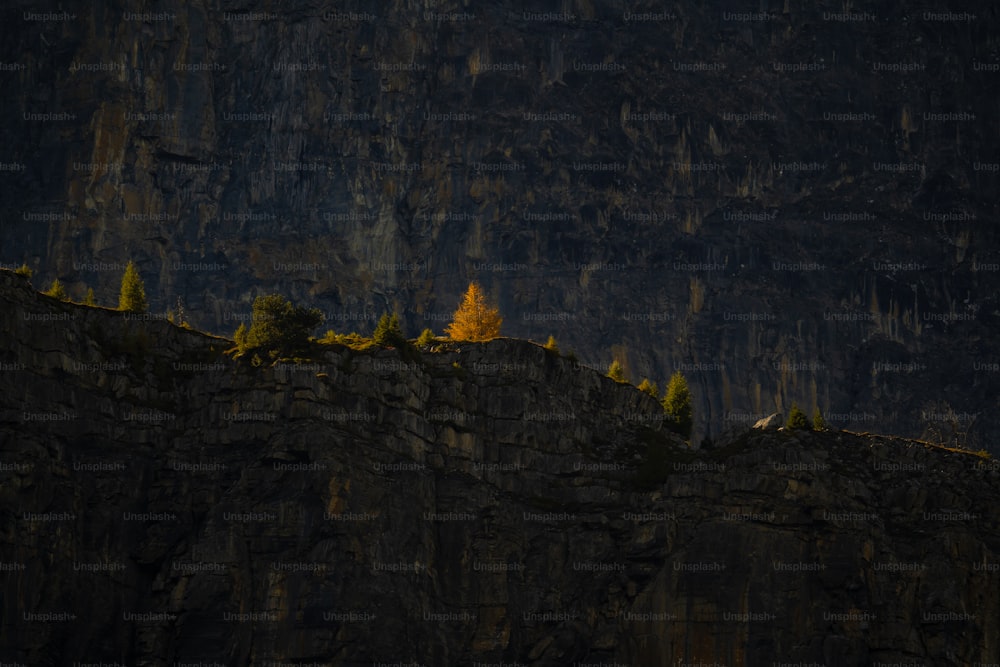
[118,260,148,313]
[445,282,502,341]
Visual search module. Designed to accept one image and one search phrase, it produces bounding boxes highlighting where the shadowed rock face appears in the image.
[1,1,999,447]
[1,270,999,666]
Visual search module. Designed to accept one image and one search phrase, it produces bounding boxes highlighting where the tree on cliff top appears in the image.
[637,378,659,399]
[416,328,437,348]
[237,294,323,361]
[118,260,148,313]
[607,359,626,383]
[662,371,693,440]
[786,403,809,430]
[812,409,828,432]
[445,282,502,341]
[44,278,68,301]
[373,312,406,347]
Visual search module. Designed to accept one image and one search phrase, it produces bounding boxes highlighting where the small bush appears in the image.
[637,378,659,399]
[607,359,626,383]
[44,279,68,301]
[14,264,32,279]
[416,328,436,348]
[544,335,559,353]
[331,332,375,351]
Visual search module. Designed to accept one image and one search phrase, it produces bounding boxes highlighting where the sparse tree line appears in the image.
[19,261,691,442]
[12,263,986,453]
[17,263,504,353]
[604,359,693,441]
[231,281,503,365]
[604,362,833,443]
[16,260,185,324]
[786,403,829,432]
[6,264,839,443]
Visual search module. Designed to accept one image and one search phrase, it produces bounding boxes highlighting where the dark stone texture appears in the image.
[1,270,998,665]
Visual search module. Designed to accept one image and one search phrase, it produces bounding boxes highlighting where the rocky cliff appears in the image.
[1,269,999,666]
[2,1,999,448]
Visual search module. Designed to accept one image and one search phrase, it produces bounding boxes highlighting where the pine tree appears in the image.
[662,371,693,440]
[416,328,436,347]
[84,288,96,306]
[607,359,626,383]
[44,279,68,301]
[14,263,32,279]
[544,335,559,353]
[242,294,323,359]
[118,260,148,313]
[812,409,828,432]
[373,312,405,347]
[786,403,809,430]
[637,378,659,399]
[445,282,502,341]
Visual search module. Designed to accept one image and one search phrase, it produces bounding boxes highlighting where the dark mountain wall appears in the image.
[1,0,999,445]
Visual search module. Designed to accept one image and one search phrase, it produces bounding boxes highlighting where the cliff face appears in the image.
[2,1,999,447]
[1,270,999,666]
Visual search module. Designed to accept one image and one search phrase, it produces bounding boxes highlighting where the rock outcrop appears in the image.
[1,270,998,666]
[2,1,999,447]
[753,413,783,430]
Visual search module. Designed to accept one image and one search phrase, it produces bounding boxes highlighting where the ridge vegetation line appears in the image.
[2,267,989,461]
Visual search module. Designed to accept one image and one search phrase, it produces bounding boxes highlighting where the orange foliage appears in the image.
[445,282,502,341]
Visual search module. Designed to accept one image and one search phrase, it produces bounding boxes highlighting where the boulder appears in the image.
[753,413,784,430]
